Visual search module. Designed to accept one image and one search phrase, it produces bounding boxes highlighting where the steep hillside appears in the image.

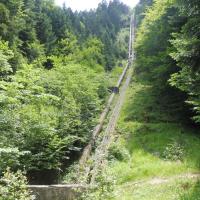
[80,0,200,199]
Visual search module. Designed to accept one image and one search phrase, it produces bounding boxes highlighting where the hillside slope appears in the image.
[107,79,200,200]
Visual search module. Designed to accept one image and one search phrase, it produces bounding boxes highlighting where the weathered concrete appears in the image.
[29,184,83,200]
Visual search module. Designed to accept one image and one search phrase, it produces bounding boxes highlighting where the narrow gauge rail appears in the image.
[79,15,135,179]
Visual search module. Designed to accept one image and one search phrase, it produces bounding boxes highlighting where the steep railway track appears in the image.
[78,15,135,184]
[90,64,133,184]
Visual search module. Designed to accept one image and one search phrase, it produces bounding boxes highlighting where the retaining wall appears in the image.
[29,184,83,200]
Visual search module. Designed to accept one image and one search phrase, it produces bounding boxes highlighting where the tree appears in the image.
[170,0,200,123]
[135,0,189,122]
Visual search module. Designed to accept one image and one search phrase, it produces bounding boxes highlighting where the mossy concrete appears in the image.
[29,184,83,200]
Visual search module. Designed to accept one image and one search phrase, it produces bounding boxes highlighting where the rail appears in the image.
[79,15,134,169]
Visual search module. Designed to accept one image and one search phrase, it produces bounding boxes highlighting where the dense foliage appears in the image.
[135,0,200,124]
[0,0,129,70]
[0,168,34,200]
[0,0,130,178]
[135,0,153,27]
[170,0,200,123]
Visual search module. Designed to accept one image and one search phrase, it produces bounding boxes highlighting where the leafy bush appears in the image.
[6,62,104,171]
[0,148,30,174]
[162,141,184,161]
[0,45,106,171]
[79,171,116,200]
[0,168,35,200]
[108,143,130,161]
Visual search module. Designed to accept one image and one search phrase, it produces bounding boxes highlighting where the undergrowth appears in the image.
[105,80,200,200]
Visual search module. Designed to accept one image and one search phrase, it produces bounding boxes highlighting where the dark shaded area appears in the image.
[108,86,119,94]
[27,145,82,184]
[28,169,60,185]
[43,58,54,70]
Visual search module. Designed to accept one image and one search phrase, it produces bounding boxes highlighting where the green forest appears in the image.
[0,0,200,199]
[0,0,130,194]
[135,0,200,125]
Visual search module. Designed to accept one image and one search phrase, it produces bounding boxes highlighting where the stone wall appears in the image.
[29,184,83,200]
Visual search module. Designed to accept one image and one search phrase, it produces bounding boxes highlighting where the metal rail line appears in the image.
[78,15,135,183]
[89,16,135,183]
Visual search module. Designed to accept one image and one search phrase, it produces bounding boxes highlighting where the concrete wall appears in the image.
[29,184,83,200]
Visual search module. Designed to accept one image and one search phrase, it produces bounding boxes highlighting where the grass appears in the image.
[106,61,126,87]
[105,80,200,200]
[114,178,200,200]
[180,181,200,200]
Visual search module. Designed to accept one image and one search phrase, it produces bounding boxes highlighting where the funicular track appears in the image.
[78,15,135,184]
